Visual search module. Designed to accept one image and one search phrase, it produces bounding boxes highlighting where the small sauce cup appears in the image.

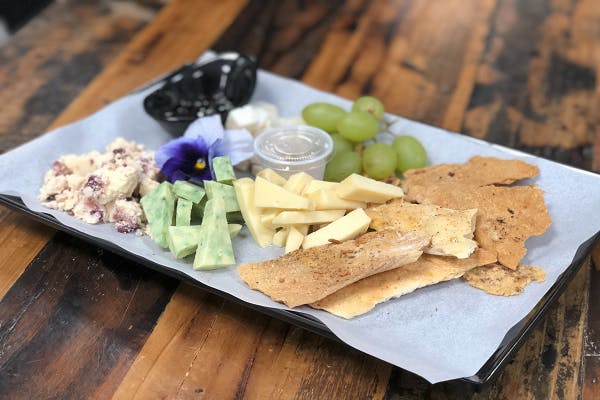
[253,125,333,179]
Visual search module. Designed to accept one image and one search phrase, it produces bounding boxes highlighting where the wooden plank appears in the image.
[584,263,600,398]
[0,0,166,299]
[1,0,596,398]
[113,283,389,399]
[0,233,179,400]
[0,206,53,298]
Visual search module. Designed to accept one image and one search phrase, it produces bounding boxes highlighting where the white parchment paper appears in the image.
[1,65,600,384]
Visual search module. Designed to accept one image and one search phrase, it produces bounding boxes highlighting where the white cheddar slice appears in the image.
[305,189,367,210]
[302,180,339,195]
[302,208,371,249]
[271,210,345,226]
[283,172,313,194]
[272,228,289,247]
[254,176,315,210]
[256,168,287,186]
[285,226,304,253]
[336,174,404,203]
[233,178,274,248]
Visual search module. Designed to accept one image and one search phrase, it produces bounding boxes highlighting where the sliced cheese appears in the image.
[285,226,304,253]
[293,224,310,235]
[283,172,313,194]
[233,178,274,248]
[259,208,280,228]
[302,180,339,195]
[256,168,287,186]
[336,174,404,203]
[254,176,315,210]
[305,189,367,210]
[273,228,290,247]
[302,208,371,249]
[272,210,346,226]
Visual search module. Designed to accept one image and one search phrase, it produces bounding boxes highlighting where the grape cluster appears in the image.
[301,96,428,181]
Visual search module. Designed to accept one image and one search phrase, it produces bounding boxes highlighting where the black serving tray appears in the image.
[1,192,597,386]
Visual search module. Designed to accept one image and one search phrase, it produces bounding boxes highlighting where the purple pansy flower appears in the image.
[155,115,253,183]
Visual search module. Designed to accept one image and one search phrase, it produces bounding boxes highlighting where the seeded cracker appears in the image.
[463,263,546,296]
[237,229,429,308]
[311,248,497,319]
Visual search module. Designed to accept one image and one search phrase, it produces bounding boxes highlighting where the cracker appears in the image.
[366,200,478,259]
[311,248,497,319]
[237,229,429,308]
[404,156,539,203]
[406,184,551,269]
[463,263,546,296]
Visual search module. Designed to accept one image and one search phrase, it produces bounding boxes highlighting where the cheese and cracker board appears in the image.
[1,54,599,384]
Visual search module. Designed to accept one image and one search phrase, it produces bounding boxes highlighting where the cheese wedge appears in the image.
[254,176,315,210]
[293,224,310,235]
[285,226,304,253]
[273,228,289,247]
[283,172,313,194]
[256,168,287,186]
[336,174,404,203]
[302,180,339,195]
[302,208,371,249]
[272,210,346,226]
[305,189,367,210]
[233,178,274,247]
[259,208,280,228]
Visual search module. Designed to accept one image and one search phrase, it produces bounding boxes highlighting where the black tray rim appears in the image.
[1,193,597,386]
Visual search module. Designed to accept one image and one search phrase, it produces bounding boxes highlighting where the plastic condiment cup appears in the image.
[253,125,333,179]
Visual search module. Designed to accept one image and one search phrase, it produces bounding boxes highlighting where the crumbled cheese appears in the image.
[39,138,159,234]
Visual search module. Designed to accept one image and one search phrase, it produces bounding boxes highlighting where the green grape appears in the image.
[324,151,362,182]
[362,143,397,180]
[336,111,379,142]
[302,102,347,133]
[352,96,385,120]
[392,135,428,173]
[330,133,353,156]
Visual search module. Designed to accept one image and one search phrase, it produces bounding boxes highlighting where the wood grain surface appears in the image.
[0,0,599,399]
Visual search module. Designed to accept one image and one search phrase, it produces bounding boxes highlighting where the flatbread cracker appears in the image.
[238,229,429,308]
[463,263,546,296]
[404,184,551,269]
[312,248,497,318]
[366,200,478,259]
[404,156,539,203]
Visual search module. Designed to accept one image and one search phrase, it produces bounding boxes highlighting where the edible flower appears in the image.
[155,115,253,183]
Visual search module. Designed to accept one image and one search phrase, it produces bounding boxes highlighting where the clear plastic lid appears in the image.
[253,125,333,174]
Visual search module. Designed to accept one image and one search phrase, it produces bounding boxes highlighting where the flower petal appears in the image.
[218,128,255,165]
[160,157,188,182]
[183,115,224,147]
[155,136,208,168]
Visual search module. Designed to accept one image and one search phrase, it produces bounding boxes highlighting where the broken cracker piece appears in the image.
[238,229,430,308]
[312,248,497,319]
[366,200,478,259]
[463,263,546,296]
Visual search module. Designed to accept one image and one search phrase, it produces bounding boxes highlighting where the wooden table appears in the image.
[1,0,599,398]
